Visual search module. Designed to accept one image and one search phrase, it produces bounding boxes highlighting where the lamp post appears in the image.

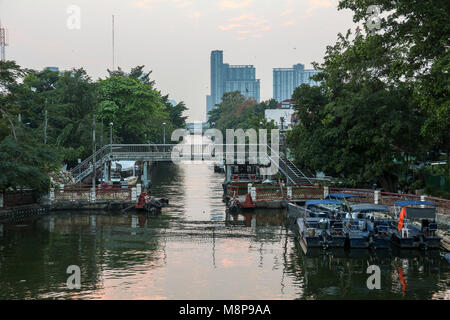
[109,122,113,155]
[163,122,166,144]
[163,122,166,152]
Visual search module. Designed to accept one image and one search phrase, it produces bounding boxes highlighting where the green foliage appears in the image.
[337,0,450,173]
[0,61,187,194]
[97,76,165,144]
[0,133,60,194]
[161,95,188,129]
[98,66,188,144]
[287,1,449,193]
[207,91,278,132]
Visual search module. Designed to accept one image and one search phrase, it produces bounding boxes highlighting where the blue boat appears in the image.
[343,218,371,248]
[349,203,394,249]
[391,201,440,249]
[325,193,361,200]
[289,200,347,249]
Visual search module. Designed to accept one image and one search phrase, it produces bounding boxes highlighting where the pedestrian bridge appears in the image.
[69,143,316,185]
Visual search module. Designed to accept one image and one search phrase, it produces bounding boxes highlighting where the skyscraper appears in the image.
[273,63,320,102]
[206,50,260,120]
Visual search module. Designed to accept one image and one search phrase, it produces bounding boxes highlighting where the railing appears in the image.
[226,184,324,201]
[54,186,132,202]
[329,187,450,215]
[70,143,318,184]
[266,145,314,185]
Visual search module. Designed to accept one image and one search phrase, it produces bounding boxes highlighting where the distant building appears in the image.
[45,67,59,72]
[168,99,177,107]
[264,99,296,130]
[206,50,260,120]
[273,63,320,102]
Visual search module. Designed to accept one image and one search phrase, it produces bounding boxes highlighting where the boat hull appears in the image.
[371,235,392,249]
[349,237,370,249]
[422,236,441,249]
[392,235,418,249]
[300,236,323,248]
[326,235,346,248]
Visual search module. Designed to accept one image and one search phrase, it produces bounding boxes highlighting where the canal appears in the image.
[0,163,449,299]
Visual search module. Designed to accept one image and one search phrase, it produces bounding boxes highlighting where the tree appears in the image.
[14,68,99,164]
[161,95,188,129]
[0,133,60,194]
[337,0,450,175]
[97,76,165,144]
[0,61,61,194]
[207,91,277,132]
[288,29,429,191]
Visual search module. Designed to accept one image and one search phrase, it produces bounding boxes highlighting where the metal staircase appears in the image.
[266,145,314,185]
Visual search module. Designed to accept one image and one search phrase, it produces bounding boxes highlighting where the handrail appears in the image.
[266,144,313,185]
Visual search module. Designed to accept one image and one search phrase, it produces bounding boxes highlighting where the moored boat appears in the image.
[391,200,440,250]
[349,203,394,249]
[290,200,347,249]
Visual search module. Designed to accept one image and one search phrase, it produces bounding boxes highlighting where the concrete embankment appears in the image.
[0,204,51,221]
[0,201,135,221]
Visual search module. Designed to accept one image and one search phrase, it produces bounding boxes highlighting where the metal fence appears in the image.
[329,187,450,215]
[54,186,132,202]
[226,184,324,202]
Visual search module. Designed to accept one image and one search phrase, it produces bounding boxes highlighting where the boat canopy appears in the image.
[404,207,436,219]
[394,200,435,207]
[305,200,342,207]
[350,203,389,213]
[325,193,361,199]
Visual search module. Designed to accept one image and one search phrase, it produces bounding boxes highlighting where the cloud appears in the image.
[174,0,193,9]
[283,20,296,26]
[229,13,257,21]
[219,0,254,10]
[281,8,294,16]
[306,0,333,14]
[189,11,202,19]
[219,23,244,31]
[132,0,192,10]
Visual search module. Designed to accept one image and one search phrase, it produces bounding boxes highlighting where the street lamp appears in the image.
[163,122,166,145]
[109,122,113,155]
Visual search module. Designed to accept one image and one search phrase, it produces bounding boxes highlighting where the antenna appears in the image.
[112,15,115,70]
[0,20,8,62]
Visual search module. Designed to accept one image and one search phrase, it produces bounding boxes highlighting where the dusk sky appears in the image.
[0,0,355,122]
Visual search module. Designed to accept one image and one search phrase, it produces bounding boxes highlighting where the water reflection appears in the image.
[0,163,448,299]
[287,242,449,300]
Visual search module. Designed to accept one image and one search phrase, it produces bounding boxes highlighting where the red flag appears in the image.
[398,207,406,231]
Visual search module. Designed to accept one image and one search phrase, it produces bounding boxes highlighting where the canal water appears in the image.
[0,163,449,299]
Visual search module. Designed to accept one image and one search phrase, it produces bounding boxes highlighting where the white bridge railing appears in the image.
[69,143,316,184]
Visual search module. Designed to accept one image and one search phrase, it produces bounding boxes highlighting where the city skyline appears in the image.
[273,63,320,102]
[207,50,260,119]
[0,0,355,122]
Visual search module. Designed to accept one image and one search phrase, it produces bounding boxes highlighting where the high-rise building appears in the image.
[273,63,320,102]
[206,50,260,120]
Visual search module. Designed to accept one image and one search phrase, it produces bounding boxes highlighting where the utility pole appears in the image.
[92,115,96,197]
[44,109,48,144]
[0,21,8,62]
[112,15,115,70]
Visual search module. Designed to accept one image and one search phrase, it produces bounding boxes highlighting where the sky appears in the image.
[0,0,355,122]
